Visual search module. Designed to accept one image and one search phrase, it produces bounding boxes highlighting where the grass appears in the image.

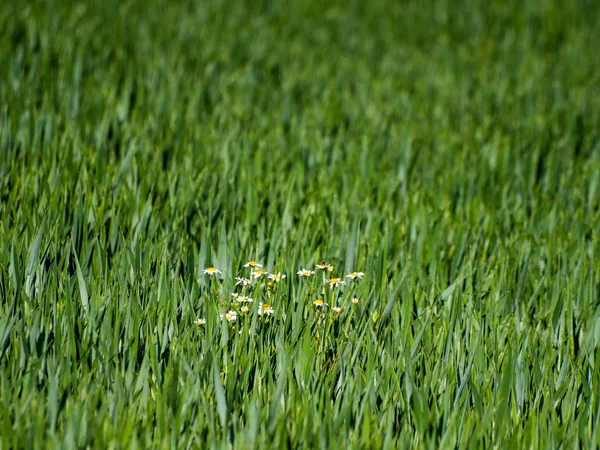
[1,0,599,448]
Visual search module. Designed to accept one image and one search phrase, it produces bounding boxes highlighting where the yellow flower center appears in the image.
[330,278,340,283]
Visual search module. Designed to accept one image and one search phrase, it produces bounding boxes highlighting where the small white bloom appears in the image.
[268,272,286,282]
[196,318,206,326]
[332,306,342,314]
[203,267,222,275]
[251,268,267,279]
[297,268,315,277]
[327,278,345,289]
[243,260,263,268]
[346,272,365,280]
[220,310,238,322]
[235,276,253,286]
[315,262,333,271]
[258,303,274,315]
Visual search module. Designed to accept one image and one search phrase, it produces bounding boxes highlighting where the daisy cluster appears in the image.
[196,260,364,326]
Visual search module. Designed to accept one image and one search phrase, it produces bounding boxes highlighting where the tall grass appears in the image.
[1,0,599,448]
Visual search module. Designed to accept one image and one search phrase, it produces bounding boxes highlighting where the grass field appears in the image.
[1,0,599,448]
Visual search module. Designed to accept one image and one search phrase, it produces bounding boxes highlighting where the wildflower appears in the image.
[297,268,315,277]
[315,261,333,271]
[203,267,222,275]
[332,306,342,314]
[236,295,254,303]
[258,303,274,315]
[240,305,249,313]
[268,272,286,282]
[327,278,345,289]
[251,268,266,279]
[232,293,239,300]
[220,310,238,322]
[313,299,328,308]
[235,276,253,286]
[352,297,359,305]
[244,261,263,268]
[346,272,365,280]
[196,318,206,326]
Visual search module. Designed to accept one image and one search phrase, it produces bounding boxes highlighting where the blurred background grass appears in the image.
[2,0,599,247]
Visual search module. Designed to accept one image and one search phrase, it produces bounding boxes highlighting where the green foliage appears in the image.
[1,0,599,448]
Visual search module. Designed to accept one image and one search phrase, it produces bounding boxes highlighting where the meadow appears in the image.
[1,0,599,448]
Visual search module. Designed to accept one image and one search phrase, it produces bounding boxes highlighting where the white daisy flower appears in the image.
[268,272,286,282]
[258,303,274,315]
[315,261,333,271]
[251,268,267,279]
[235,276,253,286]
[243,260,263,268]
[346,272,365,280]
[203,267,222,275]
[220,310,238,322]
[327,278,345,289]
[297,268,315,277]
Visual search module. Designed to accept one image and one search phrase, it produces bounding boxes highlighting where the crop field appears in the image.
[1,0,599,448]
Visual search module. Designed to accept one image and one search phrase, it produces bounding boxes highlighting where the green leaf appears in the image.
[25,225,43,298]
[72,245,89,313]
[213,359,228,429]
